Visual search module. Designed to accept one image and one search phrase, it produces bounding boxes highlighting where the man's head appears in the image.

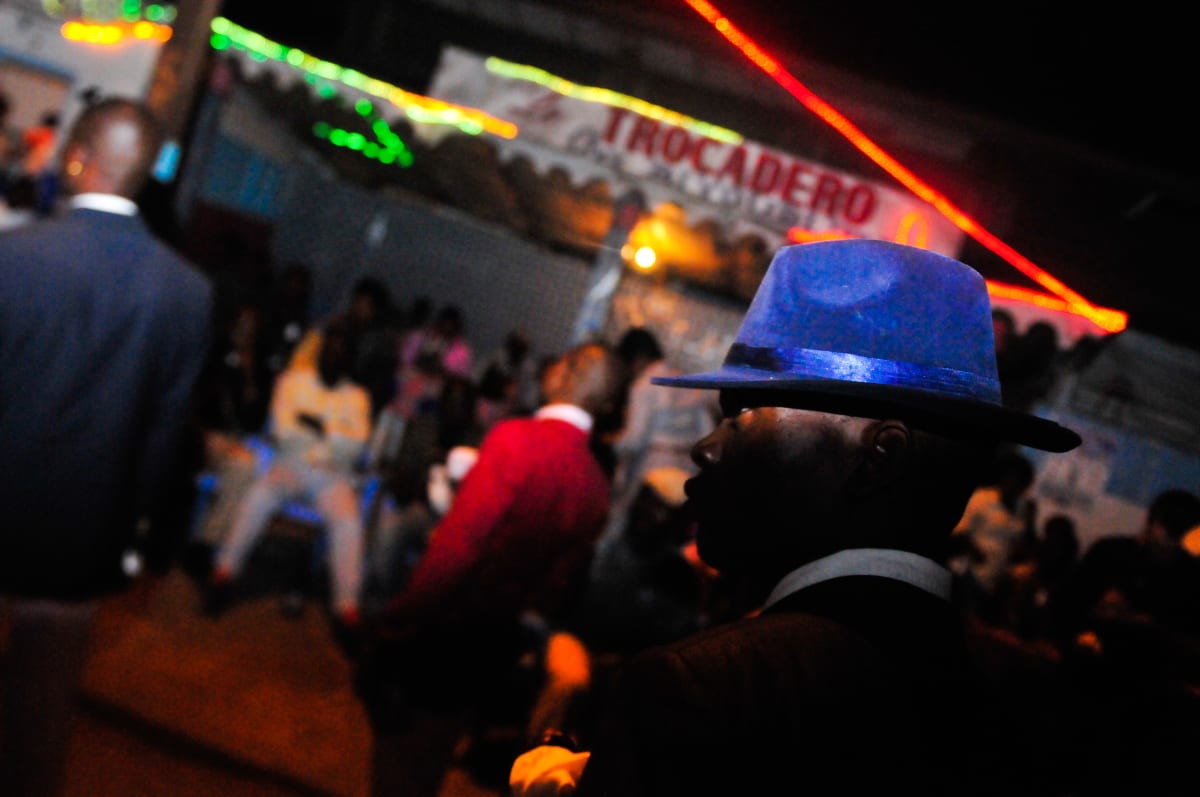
[59,98,164,199]
[432,305,464,339]
[1142,488,1200,558]
[685,394,993,585]
[540,342,624,419]
[349,277,391,328]
[651,240,1081,590]
[616,326,665,377]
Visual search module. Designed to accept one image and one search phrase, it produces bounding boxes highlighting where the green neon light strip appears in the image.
[312,97,415,168]
[484,56,743,145]
[312,108,415,168]
[209,17,513,138]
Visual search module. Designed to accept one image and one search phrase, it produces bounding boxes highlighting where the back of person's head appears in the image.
[541,342,623,419]
[4,175,37,210]
[1039,514,1080,575]
[1146,488,1200,542]
[1018,321,1061,366]
[616,326,664,367]
[504,328,531,363]
[879,430,996,556]
[350,276,391,325]
[407,296,432,329]
[60,97,163,199]
[478,363,515,402]
[433,304,464,337]
[991,448,1035,496]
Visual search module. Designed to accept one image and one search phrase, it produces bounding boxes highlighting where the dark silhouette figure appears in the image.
[0,98,213,797]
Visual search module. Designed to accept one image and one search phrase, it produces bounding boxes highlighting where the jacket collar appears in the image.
[764,548,952,610]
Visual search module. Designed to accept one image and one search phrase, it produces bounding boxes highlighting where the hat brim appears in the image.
[652,367,1081,453]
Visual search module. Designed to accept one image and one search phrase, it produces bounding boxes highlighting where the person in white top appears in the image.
[949,448,1037,623]
[206,317,372,630]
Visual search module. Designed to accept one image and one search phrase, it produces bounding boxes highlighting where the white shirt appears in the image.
[69,193,138,215]
[535,403,593,434]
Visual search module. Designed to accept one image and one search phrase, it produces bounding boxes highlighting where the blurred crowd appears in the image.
[178,247,1200,794]
[5,89,1199,797]
[0,91,62,232]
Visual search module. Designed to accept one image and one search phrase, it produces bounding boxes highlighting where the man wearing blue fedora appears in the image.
[511,239,1081,796]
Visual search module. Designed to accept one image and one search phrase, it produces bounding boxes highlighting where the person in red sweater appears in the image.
[358,340,625,797]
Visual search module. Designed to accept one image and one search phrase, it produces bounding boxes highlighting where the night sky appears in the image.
[218,0,1198,182]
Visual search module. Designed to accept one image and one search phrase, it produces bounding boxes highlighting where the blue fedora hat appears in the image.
[652,240,1081,452]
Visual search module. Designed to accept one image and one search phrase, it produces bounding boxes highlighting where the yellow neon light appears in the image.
[786,228,853,244]
[683,0,1126,334]
[60,19,171,43]
[894,211,930,248]
[484,57,743,145]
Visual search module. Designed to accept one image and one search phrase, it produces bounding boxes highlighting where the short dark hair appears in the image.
[1148,489,1200,540]
[617,327,663,364]
[352,277,391,311]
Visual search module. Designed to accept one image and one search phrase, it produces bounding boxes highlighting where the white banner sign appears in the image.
[420,45,964,257]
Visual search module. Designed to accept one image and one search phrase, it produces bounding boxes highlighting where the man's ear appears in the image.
[853,419,911,493]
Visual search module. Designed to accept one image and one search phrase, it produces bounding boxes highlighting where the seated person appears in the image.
[203,317,372,629]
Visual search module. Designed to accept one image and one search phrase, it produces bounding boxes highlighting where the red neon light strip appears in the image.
[682,0,1126,334]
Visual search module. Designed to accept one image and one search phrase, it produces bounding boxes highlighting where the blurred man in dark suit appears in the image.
[0,97,213,797]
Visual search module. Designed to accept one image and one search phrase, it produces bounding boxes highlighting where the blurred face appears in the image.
[684,390,867,576]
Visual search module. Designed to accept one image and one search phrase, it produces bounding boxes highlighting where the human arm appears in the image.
[269,370,322,456]
[325,386,371,470]
[510,746,591,797]
[386,422,523,622]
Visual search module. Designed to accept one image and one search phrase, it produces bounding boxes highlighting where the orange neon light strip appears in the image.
[682,0,1126,334]
[61,20,173,44]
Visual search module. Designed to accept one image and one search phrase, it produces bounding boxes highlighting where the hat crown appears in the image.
[651,240,1082,452]
[727,240,1000,403]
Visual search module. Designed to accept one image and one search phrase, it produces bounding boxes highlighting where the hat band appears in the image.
[725,343,1001,403]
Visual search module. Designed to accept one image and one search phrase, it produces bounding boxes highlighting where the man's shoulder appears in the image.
[631,611,828,662]
[612,611,872,703]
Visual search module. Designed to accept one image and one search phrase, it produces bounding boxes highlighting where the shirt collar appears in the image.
[69,193,139,216]
[763,548,952,609]
[535,403,593,433]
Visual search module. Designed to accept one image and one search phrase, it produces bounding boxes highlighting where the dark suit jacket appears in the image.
[0,207,213,599]
[576,574,1011,797]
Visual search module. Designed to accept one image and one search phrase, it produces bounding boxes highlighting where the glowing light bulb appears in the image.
[634,246,657,269]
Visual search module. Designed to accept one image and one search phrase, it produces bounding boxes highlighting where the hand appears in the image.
[297,412,326,436]
[510,745,591,797]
